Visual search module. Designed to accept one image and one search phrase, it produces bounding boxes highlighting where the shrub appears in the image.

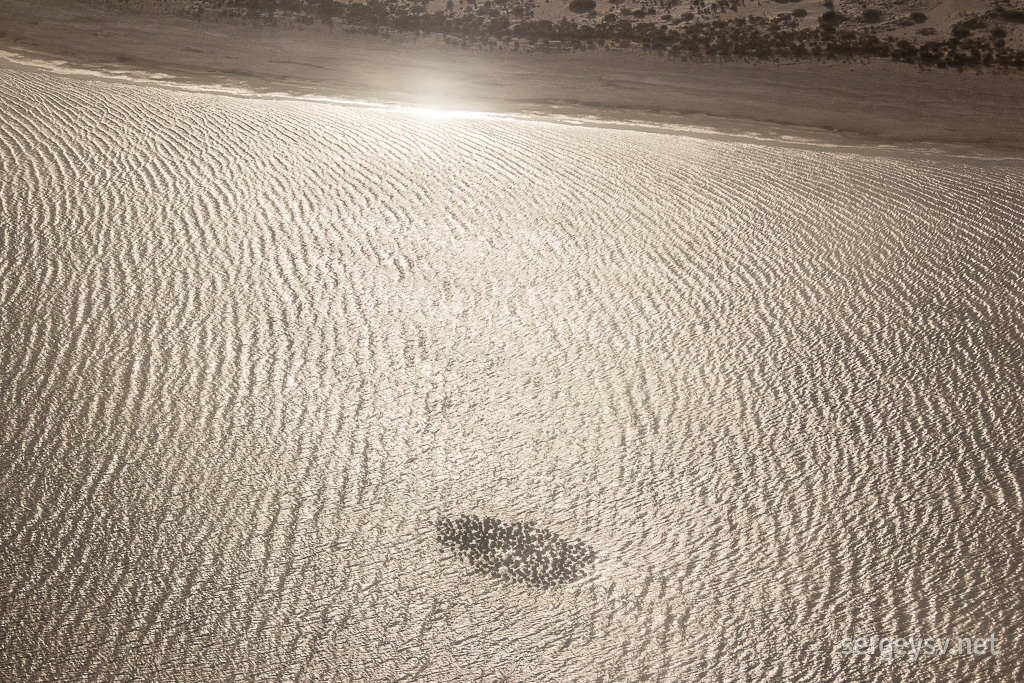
[995,7,1024,23]
[568,0,595,12]
[819,9,845,26]
[956,16,986,30]
[792,8,807,17]
[909,11,926,23]
[861,8,882,23]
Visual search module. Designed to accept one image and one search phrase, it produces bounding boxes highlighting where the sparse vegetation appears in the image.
[162,0,1024,70]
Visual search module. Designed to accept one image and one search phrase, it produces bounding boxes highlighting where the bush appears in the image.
[909,11,926,23]
[995,7,1024,23]
[861,8,882,23]
[792,8,807,17]
[956,16,987,30]
[819,9,845,26]
[568,0,595,12]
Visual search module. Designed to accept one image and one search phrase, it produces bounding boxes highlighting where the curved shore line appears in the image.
[3,0,1024,155]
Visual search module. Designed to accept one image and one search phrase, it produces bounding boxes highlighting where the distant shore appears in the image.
[3,0,1024,153]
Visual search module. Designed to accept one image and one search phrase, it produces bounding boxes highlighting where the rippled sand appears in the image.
[1,67,1023,681]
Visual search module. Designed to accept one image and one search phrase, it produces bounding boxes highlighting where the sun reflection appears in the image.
[394,103,499,121]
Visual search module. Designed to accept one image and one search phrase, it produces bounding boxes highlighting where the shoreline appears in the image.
[3,0,1024,154]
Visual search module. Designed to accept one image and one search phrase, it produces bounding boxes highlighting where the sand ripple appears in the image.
[1,68,1024,681]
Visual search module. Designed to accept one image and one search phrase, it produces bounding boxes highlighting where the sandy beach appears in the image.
[3,0,1024,152]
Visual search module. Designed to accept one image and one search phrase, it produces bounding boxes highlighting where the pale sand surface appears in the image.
[3,0,1024,153]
